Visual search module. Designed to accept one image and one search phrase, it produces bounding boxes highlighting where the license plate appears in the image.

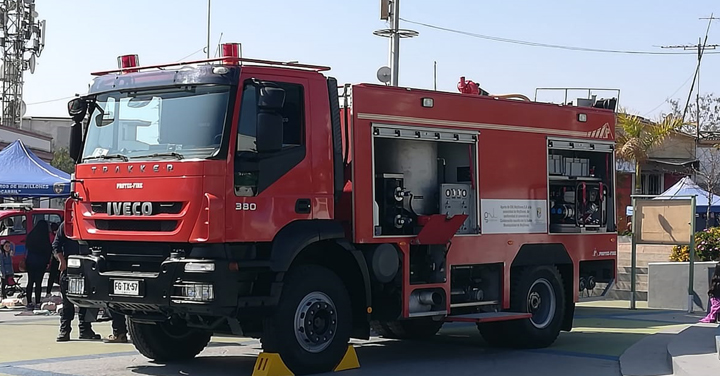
[112,280,140,296]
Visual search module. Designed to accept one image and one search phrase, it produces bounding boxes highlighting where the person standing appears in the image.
[53,221,101,341]
[45,222,60,298]
[700,263,720,323]
[0,239,14,299]
[104,311,129,343]
[24,220,52,309]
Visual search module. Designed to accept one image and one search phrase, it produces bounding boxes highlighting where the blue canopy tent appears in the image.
[656,176,720,229]
[0,139,71,197]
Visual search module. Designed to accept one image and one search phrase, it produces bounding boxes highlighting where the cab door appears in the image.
[226,74,316,242]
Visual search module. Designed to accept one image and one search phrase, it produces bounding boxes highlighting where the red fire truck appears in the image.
[64,45,617,375]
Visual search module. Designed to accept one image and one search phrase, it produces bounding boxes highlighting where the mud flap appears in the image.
[561,301,575,331]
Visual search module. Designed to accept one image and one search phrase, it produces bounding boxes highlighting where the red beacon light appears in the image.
[220,42,242,65]
[117,54,139,73]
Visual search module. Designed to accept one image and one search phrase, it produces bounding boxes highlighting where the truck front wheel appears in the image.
[128,319,212,362]
[262,264,353,375]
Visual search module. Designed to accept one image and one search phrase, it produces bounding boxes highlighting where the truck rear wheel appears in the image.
[479,265,565,348]
[371,318,444,339]
[262,265,353,375]
[128,319,212,362]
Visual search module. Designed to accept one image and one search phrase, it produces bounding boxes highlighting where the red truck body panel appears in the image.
[344,84,616,315]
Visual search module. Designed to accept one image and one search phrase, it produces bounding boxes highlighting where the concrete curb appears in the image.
[666,324,720,376]
[715,325,720,360]
[619,325,685,376]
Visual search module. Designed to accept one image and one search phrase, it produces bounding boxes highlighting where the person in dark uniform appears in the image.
[52,221,101,342]
[46,222,60,297]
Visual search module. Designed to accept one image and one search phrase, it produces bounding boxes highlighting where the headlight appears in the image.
[67,258,81,268]
[68,277,85,295]
[184,262,215,272]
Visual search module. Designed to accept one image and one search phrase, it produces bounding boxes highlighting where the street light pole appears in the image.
[389,0,400,86]
[206,0,211,59]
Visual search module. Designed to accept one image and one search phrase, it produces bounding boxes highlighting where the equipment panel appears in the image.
[440,183,476,234]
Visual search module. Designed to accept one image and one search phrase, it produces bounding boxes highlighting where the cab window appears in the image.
[0,215,27,236]
[33,213,62,227]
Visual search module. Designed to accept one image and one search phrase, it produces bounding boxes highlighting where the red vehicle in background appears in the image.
[0,203,63,272]
[63,47,618,375]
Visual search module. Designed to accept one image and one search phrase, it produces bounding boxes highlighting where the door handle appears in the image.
[295,199,311,214]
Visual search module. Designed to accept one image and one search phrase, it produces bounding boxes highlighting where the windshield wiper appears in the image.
[84,154,129,162]
[130,152,184,160]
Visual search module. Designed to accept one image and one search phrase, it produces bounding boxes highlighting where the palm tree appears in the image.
[615,112,685,193]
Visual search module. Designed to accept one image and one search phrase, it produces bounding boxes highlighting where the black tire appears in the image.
[373,318,444,339]
[128,319,212,362]
[476,321,511,347]
[262,265,353,375]
[480,265,565,349]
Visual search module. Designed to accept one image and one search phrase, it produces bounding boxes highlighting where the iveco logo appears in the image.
[107,202,153,216]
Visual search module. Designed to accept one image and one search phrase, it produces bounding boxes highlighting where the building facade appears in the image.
[615,131,698,232]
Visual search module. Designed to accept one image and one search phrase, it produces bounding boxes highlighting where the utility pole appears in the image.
[660,14,718,139]
[374,0,417,87]
[433,61,437,90]
[389,0,400,86]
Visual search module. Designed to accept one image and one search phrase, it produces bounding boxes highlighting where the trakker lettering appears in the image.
[63,46,618,375]
[106,202,152,216]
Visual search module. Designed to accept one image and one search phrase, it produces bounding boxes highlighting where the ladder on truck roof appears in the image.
[92,56,331,76]
[534,87,620,112]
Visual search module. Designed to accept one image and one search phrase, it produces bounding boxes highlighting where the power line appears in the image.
[400,18,720,55]
[660,13,717,134]
[642,73,695,116]
[26,96,75,106]
[176,47,205,62]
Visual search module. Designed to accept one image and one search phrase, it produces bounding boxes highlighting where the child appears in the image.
[700,262,720,323]
[0,239,14,299]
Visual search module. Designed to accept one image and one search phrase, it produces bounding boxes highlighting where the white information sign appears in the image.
[481,199,548,234]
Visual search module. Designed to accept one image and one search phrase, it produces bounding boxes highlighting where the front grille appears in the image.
[95,220,178,232]
[100,241,174,272]
[109,302,162,313]
[91,202,183,215]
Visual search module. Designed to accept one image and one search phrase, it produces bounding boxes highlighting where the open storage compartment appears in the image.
[371,125,479,237]
[547,138,615,234]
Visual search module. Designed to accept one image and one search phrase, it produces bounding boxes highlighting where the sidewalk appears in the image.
[613,301,720,376]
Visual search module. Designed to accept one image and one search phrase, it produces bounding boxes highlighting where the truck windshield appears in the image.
[81,85,231,161]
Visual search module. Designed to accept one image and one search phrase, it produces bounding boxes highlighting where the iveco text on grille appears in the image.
[107,202,153,216]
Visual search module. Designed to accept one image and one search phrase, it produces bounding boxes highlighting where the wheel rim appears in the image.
[294,291,338,353]
[526,278,556,329]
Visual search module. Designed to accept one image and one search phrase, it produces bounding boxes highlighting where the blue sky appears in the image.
[22,0,720,120]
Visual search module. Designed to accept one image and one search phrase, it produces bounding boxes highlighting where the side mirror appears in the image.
[67,98,88,161]
[69,122,83,161]
[258,85,285,110]
[255,84,285,153]
[67,98,88,122]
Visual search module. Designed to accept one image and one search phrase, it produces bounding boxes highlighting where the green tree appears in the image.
[668,92,720,134]
[615,113,684,193]
[51,147,76,174]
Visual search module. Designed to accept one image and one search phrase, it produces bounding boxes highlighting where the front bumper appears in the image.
[65,254,275,318]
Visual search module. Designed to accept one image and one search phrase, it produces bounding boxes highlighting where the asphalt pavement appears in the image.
[0,300,711,376]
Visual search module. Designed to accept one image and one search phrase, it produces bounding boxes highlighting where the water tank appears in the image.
[376,138,438,215]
